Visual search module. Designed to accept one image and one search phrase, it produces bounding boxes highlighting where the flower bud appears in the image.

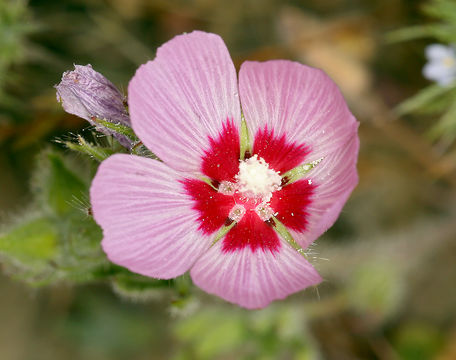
[55,64,132,148]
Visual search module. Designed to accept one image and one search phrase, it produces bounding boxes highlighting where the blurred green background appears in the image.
[1,0,456,359]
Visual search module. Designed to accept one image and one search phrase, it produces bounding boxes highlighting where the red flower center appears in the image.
[183,119,314,253]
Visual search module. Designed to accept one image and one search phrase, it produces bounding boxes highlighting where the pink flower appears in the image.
[90,31,359,309]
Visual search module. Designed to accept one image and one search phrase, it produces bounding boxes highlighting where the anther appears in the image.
[228,204,246,222]
[218,181,236,195]
[281,176,289,187]
[255,203,275,221]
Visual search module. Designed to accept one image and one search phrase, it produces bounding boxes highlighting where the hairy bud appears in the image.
[55,64,132,148]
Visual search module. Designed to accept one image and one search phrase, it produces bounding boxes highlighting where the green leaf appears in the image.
[385,25,434,43]
[0,217,57,263]
[424,0,456,23]
[174,310,245,359]
[112,273,173,302]
[395,84,452,116]
[413,89,456,115]
[114,272,172,291]
[429,99,456,141]
[46,152,87,215]
[429,24,456,43]
[173,274,192,296]
[346,262,404,322]
[394,323,444,360]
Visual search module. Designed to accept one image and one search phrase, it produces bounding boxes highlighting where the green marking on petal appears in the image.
[212,221,236,246]
[239,114,251,160]
[281,158,323,186]
[271,216,307,258]
[200,176,218,191]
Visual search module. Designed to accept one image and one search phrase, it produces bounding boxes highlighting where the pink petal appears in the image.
[239,60,359,247]
[239,60,358,163]
[190,240,322,309]
[292,134,359,247]
[128,31,241,172]
[90,154,210,279]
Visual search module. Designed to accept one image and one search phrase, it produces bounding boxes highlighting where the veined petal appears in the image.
[128,31,241,172]
[190,240,322,309]
[239,60,358,163]
[291,134,359,247]
[90,154,210,279]
[239,60,358,248]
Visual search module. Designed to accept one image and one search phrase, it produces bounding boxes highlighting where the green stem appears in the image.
[65,136,112,161]
[92,117,138,140]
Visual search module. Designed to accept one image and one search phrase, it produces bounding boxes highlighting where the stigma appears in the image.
[235,155,281,200]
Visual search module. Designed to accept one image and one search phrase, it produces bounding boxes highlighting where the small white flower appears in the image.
[423,44,456,86]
